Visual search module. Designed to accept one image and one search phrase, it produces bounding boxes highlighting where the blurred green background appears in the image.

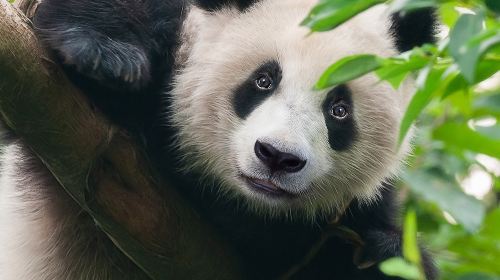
[401,74,500,279]
[303,0,500,279]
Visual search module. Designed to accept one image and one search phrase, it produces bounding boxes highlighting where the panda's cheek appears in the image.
[232,124,258,173]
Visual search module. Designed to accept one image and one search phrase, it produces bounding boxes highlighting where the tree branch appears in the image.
[0,1,244,279]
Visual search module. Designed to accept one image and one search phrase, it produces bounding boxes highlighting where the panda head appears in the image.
[171,0,436,218]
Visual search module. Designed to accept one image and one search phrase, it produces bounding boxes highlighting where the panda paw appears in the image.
[353,229,438,280]
[43,28,151,91]
[353,229,402,269]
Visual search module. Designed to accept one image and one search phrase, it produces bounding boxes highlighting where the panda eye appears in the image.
[255,73,274,90]
[329,102,349,119]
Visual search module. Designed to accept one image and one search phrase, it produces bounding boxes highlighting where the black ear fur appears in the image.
[390,8,438,52]
[195,0,259,11]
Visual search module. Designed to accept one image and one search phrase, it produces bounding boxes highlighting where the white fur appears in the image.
[171,1,414,218]
[0,142,145,279]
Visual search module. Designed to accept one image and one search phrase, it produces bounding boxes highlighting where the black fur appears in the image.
[233,60,282,119]
[390,8,438,52]
[31,1,439,279]
[181,184,437,279]
[322,85,357,151]
[196,0,260,11]
[34,0,186,129]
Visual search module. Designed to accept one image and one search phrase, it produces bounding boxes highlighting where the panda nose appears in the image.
[254,141,307,173]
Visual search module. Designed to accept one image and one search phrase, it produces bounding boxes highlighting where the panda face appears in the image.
[171,0,414,218]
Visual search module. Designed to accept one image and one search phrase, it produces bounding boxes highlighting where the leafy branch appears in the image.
[304,0,499,279]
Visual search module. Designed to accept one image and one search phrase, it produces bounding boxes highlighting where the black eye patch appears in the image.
[322,85,357,151]
[233,60,282,119]
[196,0,259,11]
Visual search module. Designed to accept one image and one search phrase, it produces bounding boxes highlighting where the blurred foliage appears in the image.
[305,0,500,279]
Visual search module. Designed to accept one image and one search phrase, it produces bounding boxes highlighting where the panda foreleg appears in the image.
[40,27,151,90]
[33,0,155,91]
[342,187,438,280]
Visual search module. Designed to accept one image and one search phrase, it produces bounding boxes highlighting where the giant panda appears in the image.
[0,0,438,279]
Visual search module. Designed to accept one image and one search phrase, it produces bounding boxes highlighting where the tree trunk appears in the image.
[0,1,244,279]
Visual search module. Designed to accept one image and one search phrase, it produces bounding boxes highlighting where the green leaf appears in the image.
[301,0,385,32]
[437,208,500,275]
[449,12,485,83]
[379,258,420,280]
[481,208,500,240]
[376,51,429,88]
[458,273,500,280]
[378,70,409,89]
[403,170,486,232]
[494,177,500,191]
[473,93,500,117]
[403,209,421,264]
[398,67,445,145]
[467,28,500,47]
[438,2,461,28]
[475,50,500,83]
[315,54,385,89]
[485,0,500,14]
[475,125,500,140]
[478,33,500,55]
[433,122,500,159]
[446,213,500,275]
[465,30,500,82]
[441,72,468,100]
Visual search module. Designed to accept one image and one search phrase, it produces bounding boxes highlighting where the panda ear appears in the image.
[390,8,438,52]
[195,0,259,11]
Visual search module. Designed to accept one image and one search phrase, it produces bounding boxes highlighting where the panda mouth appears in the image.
[241,175,295,198]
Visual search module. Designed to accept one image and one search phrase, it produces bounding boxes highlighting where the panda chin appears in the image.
[240,174,298,199]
